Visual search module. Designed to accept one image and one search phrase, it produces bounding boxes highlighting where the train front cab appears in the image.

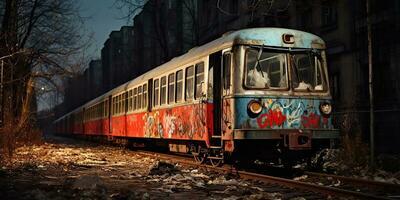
[216,31,339,164]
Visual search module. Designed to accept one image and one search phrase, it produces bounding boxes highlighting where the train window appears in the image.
[118,95,121,114]
[113,96,118,115]
[143,84,148,109]
[114,98,116,114]
[106,100,109,117]
[208,64,213,99]
[245,49,287,89]
[104,100,108,117]
[98,104,100,118]
[133,88,137,110]
[185,66,194,100]
[176,70,183,102]
[168,73,175,104]
[138,86,142,109]
[128,90,133,111]
[119,95,122,114]
[122,94,125,113]
[112,97,115,115]
[154,79,159,106]
[291,53,324,91]
[98,103,100,118]
[195,62,204,99]
[116,95,119,114]
[133,88,138,110]
[122,93,126,113]
[160,76,167,105]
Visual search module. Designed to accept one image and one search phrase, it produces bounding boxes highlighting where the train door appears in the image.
[209,51,222,146]
[221,49,233,152]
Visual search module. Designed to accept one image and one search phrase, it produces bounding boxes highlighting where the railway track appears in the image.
[301,171,400,199]
[136,150,398,200]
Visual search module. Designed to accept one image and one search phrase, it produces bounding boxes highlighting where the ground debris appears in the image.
[0,135,301,199]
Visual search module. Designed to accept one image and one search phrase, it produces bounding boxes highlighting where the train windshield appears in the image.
[245,48,287,89]
[245,47,326,92]
[290,50,325,92]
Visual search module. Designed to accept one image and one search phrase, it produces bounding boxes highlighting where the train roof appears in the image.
[57,28,325,120]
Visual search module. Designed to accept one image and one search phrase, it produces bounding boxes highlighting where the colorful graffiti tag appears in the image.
[140,103,208,140]
[256,109,287,128]
[235,97,333,130]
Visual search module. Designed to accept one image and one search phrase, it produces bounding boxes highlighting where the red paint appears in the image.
[301,112,320,128]
[257,109,287,128]
[57,103,214,147]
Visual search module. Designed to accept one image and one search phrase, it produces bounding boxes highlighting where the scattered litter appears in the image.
[293,175,308,181]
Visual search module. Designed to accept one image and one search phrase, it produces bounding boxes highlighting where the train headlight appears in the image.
[248,100,262,116]
[319,102,332,116]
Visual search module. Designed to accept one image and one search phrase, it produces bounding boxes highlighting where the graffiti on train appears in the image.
[236,98,332,129]
[142,104,207,139]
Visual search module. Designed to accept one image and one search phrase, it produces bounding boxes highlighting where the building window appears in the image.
[195,62,204,99]
[154,79,159,106]
[160,76,167,105]
[176,70,183,102]
[228,0,238,15]
[321,1,338,28]
[185,66,194,100]
[168,73,175,104]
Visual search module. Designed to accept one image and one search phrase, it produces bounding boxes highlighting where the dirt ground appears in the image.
[0,135,295,200]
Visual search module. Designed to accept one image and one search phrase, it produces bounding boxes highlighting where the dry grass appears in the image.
[0,122,43,165]
[334,112,370,173]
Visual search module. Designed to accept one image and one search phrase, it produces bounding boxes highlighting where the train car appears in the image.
[54,28,339,166]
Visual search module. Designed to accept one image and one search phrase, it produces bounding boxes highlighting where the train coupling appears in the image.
[282,130,312,150]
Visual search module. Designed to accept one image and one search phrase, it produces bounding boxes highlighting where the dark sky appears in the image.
[80,0,130,59]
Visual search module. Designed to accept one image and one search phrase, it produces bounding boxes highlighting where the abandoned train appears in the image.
[54,28,339,166]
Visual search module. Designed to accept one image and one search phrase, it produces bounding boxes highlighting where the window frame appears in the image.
[168,73,175,104]
[242,47,289,91]
[176,70,183,103]
[160,76,167,105]
[138,86,142,109]
[185,65,195,101]
[195,62,205,99]
[143,84,148,109]
[153,79,160,107]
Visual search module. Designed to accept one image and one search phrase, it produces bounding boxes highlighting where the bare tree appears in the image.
[0,0,89,160]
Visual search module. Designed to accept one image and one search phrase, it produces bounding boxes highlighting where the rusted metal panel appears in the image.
[111,115,126,136]
[83,118,109,136]
[232,28,325,49]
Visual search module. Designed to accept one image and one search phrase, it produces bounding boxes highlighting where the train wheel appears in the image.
[209,158,222,167]
[194,154,206,164]
[192,146,206,164]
